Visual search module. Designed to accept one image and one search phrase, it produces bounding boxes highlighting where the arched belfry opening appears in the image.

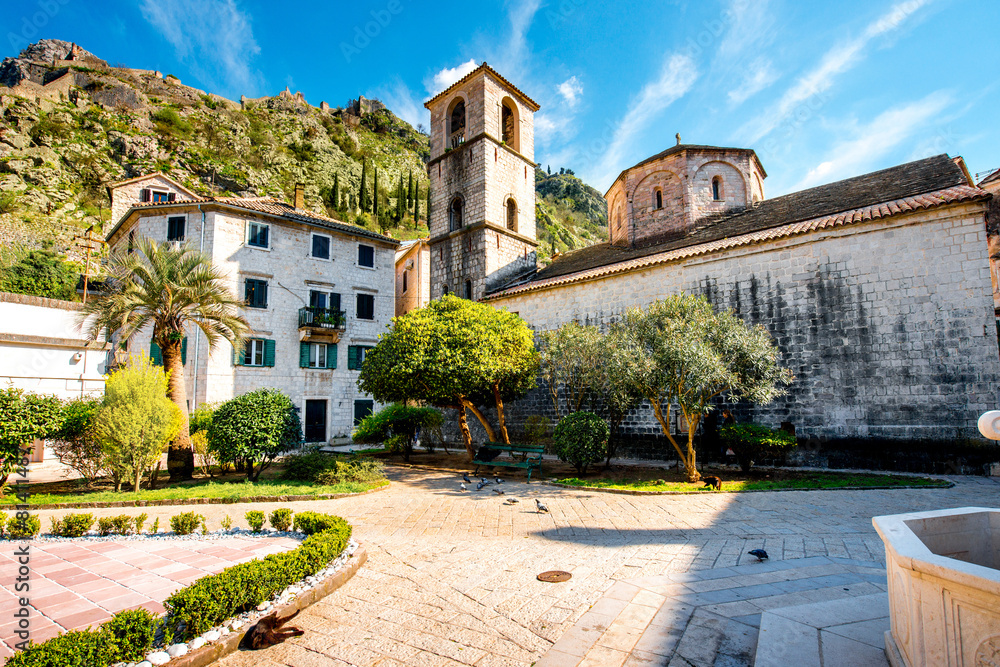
[712,176,723,201]
[449,196,464,231]
[500,97,519,152]
[506,197,517,231]
[448,98,466,149]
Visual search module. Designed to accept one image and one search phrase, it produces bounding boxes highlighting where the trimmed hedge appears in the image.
[554,411,609,474]
[7,515,41,538]
[5,608,156,667]
[50,513,95,537]
[245,510,265,532]
[163,514,351,641]
[269,508,292,532]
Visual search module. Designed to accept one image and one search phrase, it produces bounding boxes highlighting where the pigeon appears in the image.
[535,499,549,513]
[504,498,519,505]
[463,473,471,483]
[748,549,769,562]
[495,477,505,484]
[481,477,492,485]
[460,483,467,491]
[477,482,485,491]
[493,488,505,495]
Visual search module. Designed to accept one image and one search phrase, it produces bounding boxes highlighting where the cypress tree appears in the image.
[398,177,405,221]
[332,173,340,210]
[413,185,420,227]
[372,167,379,219]
[426,187,431,226]
[359,161,369,212]
[407,170,414,210]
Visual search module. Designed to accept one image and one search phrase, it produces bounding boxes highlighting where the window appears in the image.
[247,221,269,248]
[654,189,663,210]
[402,271,408,293]
[449,197,463,231]
[354,399,374,425]
[448,98,466,148]
[464,280,472,300]
[245,278,268,309]
[356,293,375,320]
[501,101,517,148]
[167,216,185,241]
[309,290,341,311]
[152,191,170,203]
[238,338,275,367]
[127,230,135,254]
[311,233,331,260]
[712,177,723,201]
[506,198,517,231]
[348,345,374,371]
[442,284,449,296]
[358,244,375,267]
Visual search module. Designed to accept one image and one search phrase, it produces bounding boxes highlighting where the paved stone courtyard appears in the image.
[11,467,1000,666]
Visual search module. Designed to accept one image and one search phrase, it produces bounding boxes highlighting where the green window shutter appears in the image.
[347,345,359,370]
[181,337,188,365]
[232,343,242,366]
[328,343,337,369]
[330,292,341,311]
[150,341,162,366]
[300,342,310,368]
[264,339,276,367]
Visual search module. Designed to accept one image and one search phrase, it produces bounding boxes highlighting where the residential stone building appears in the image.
[105,176,399,442]
[394,239,430,316]
[423,67,1000,456]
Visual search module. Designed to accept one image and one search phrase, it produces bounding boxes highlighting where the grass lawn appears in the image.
[0,478,388,506]
[554,471,950,493]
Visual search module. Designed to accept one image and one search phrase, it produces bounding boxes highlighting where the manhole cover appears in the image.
[537,570,572,583]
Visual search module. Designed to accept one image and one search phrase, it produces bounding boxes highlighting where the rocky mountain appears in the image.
[0,39,606,269]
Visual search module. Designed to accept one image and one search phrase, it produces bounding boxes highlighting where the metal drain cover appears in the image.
[537,570,572,583]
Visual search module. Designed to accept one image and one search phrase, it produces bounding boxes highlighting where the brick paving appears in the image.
[0,535,299,660]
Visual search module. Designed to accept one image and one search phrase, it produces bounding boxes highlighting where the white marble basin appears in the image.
[873,507,1000,667]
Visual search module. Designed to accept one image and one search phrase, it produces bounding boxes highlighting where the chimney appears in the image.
[293,183,305,210]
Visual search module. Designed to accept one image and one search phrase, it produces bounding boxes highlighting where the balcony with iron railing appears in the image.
[299,307,347,331]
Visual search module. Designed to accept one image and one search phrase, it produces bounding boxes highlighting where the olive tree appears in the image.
[207,389,302,481]
[616,294,792,482]
[538,323,605,417]
[51,398,106,487]
[90,356,183,492]
[358,295,538,457]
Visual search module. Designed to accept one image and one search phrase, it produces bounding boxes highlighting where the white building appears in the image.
[105,177,399,442]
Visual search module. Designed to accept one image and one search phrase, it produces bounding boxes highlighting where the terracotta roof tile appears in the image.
[424,62,540,112]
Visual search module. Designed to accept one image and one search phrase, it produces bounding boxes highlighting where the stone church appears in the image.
[424,63,1000,454]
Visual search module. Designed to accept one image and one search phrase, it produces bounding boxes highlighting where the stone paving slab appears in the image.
[0,536,300,660]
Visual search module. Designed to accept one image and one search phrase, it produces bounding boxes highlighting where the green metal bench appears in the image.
[473,442,545,482]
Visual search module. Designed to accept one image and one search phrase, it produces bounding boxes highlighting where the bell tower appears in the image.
[425,63,539,301]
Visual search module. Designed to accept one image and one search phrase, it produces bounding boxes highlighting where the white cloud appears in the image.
[557,76,584,109]
[740,0,932,143]
[791,91,951,191]
[588,54,698,188]
[728,58,778,104]
[426,59,478,97]
[139,0,262,98]
[374,79,427,131]
[493,0,542,79]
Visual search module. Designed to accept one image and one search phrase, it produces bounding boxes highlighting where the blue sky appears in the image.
[5,0,998,195]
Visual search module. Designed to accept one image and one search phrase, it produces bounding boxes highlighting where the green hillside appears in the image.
[535,167,608,264]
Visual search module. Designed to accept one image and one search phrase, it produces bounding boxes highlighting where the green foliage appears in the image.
[616,293,792,481]
[50,513,95,537]
[208,388,303,481]
[163,513,351,641]
[170,511,204,535]
[291,511,344,535]
[0,511,7,537]
[280,447,336,481]
[358,295,539,453]
[538,322,605,417]
[151,517,159,533]
[534,168,608,262]
[287,140,316,162]
[352,403,442,460]
[51,398,105,487]
[3,628,116,667]
[0,191,19,214]
[0,247,79,301]
[269,508,292,531]
[152,107,191,133]
[134,512,148,533]
[720,423,798,472]
[96,514,136,536]
[554,412,609,474]
[90,355,182,493]
[524,416,550,445]
[313,458,385,485]
[103,608,157,662]
[221,514,233,531]
[8,514,40,538]
[0,388,64,481]
[245,510,265,532]
[188,404,216,434]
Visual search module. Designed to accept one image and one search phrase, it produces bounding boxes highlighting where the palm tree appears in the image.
[82,237,250,481]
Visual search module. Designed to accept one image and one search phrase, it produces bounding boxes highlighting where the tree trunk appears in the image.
[651,400,699,480]
[133,469,141,493]
[457,404,474,459]
[493,384,510,444]
[161,337,194,481]
[460,398,498,443]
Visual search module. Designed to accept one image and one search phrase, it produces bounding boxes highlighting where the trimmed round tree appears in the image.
[358,295,539,458]
[208,389,302,481]
[554,411,609,474]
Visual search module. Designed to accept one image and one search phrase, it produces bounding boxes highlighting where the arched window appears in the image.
[654,189,663,210]
[464,280,472,300]
[448,99,466,149]
[506,197,517,231]
[501,100,519,151]
[442,284,449,296]
[449,196,464,231]
[712,176,723,201]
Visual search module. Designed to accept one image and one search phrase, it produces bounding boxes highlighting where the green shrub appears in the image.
[554,411,609,474]
[245,510,265,532]
[97,516,114,536]
[313,458,385,485]
[170,511,204,535]
[0,511,7,537]
[280,448,336,481]
[524,415,550,445]
[163,513,351,641]
[208,389,303,481]
[96,514,137,536]
[103,608,157,662]
[269,508,292,532]
[720,423,797,472]
[49,513,94,537]
[134,513,148,534]
[0,248,79,301]
[151,517,160,533]
[3,628,115,667]
[8,514,41,538]
[292,511,341,536]
[221,514,233,531]
[352,403,443,462]
[152,107,191,133]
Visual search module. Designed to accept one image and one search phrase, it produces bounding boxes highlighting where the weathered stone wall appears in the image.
[108,175,195,228]
[487,202,1000,445]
